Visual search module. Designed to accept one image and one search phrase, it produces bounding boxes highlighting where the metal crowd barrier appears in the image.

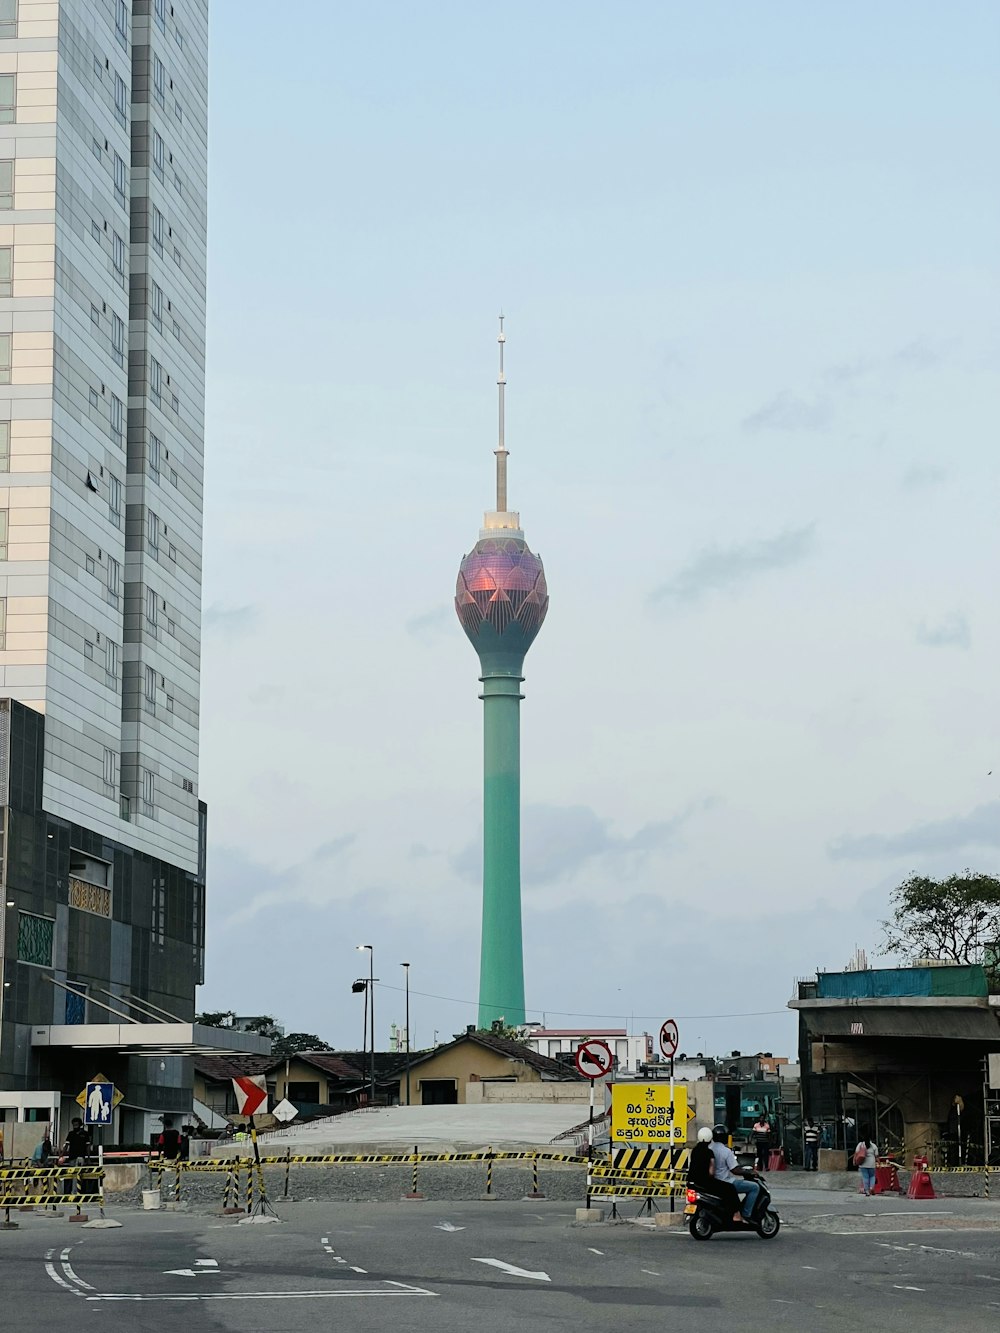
[0,1162,105,1225]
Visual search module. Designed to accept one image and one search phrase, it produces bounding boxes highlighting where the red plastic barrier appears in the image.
[906,1155,935,1199]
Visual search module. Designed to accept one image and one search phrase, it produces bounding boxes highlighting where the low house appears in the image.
[395,1030,583,1105]
[193,1051,368,1123]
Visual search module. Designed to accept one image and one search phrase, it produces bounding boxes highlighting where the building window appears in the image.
[114,73,128,127]
[114,151,127,209]
[141,768,155,817]
[65,984,87,1025]
[166,694,174,713]
[17,912,54,967]
[105,638,119,685]
[0,332,9,384]
[151,205,164,256]
[144,663,157,713]
[112,230,125,284]
[115,0,128,49]
[0,420,8,472]
[146,508,159,555]
[92,136,101,160]
[150,279,163,332]
[90,303,100,325]
[152,130,164,180]
[0,160,11,209]
[89,386,99,409]
[111,312,125,365]
[0,0,16,40]
[0,74,14,125]
[0,508,7,561]
[106,555,120,604]
[149,432,161,480]
[174,98,182,123]
[110,393,123,445]
[145,584,158,629]
[154,0,166,34]
[153,54,165,108]
[103,747,117,787]
[108,472,122,527]
[149,356,162,406]
[0,596,5,648]
[84,638,94,660]
[0,245,11,299]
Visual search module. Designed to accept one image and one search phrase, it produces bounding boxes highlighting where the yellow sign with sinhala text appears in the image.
[611,1083,688,1144]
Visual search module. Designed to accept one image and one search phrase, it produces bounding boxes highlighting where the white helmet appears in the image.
[697,1126,713,1143]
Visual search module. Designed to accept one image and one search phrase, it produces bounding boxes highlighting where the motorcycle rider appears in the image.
[710,1124,761,1224]
[689,1126,743,1224]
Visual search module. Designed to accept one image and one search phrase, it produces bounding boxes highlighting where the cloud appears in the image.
[829,803,1000,861]
[203,602,259,637]
[900,464,947,492]
[405,605,454,640]
[742,393,833,433]
[452,802,703,887]
[218,835,358,923]
[649,525,816,608]
[915,613,970,650]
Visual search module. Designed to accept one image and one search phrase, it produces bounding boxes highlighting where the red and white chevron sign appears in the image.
[232,1074,268,1117]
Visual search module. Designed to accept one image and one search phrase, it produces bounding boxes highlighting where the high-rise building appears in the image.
[455,320,548,1027]
[0,2,261,1145]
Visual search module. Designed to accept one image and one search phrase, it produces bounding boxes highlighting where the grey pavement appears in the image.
[2,1184,999,1332]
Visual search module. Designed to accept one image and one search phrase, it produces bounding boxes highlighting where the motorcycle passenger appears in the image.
[689,1126,743,1225]
[710,1125,761,1224]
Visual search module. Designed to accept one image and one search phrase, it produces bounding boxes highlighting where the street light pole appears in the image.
[357,945,375,1103]
[402,962,411,1106]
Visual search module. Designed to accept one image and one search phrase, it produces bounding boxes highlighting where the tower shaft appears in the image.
[479,671,525,1026]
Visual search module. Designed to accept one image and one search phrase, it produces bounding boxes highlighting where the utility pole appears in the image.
[402,962,411,1106]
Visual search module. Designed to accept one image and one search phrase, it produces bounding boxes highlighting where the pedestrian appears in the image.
[803,1119,821,1172]
[61,1117,92,1197]
[31,1129,53,1164]
[854,1137,878,1195]
[158,1116,182,1160]
[752,1115,772,1171]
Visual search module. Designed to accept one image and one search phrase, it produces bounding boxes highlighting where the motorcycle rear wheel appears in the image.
[756,1210,780,1239]
[689,1213,715,1240]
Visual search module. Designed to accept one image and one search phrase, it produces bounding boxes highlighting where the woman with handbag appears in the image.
[854,1138,877,1195]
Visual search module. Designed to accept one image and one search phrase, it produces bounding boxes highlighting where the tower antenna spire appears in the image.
[495,313,508,512]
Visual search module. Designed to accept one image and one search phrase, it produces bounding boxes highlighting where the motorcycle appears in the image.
[684,1169,780,1240]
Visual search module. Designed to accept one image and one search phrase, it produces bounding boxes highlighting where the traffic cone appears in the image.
[907,1156,935,1200]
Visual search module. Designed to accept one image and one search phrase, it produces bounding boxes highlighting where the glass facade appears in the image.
[455,538,549,639]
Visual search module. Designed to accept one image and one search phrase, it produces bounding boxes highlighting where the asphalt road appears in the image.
[2,1187,999,1332]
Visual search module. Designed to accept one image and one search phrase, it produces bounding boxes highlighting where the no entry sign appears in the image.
[659,1019,679,1059]
[574,1039,614,1080]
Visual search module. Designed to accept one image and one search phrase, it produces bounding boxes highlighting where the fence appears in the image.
[0,1163,105,1224]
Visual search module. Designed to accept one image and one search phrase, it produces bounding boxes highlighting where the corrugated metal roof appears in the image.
[802,1006,1000,1041]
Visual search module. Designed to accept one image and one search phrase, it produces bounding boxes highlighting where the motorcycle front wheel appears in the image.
[689,1213,715,1240]
[756,1210,780,1239]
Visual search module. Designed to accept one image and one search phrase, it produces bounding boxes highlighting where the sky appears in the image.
[198,1,999,1058]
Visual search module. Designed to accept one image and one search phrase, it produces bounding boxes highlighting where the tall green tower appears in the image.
[455,319,549,1027]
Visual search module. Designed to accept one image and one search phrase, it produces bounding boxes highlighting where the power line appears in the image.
[371,979,788,1023]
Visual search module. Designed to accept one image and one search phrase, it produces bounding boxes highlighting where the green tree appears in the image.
[271,1032,333,1059]
[195,1009,236,1028]
[881,871,1000,964]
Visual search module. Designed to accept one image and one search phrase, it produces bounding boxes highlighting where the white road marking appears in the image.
[321,1237,329,1244]
[977,1275,1000,1282]
[45,1251,85,1298]
[86,1288,436,1302]
[349,1266,368,1274]
[196,1260,219,1268]
[471,1258,551,1283]
[640,1269,660,1276]
[893,1285,926,1292]
[802,1266,818,1270]
[435,1222,465,1232]
[60,1247,95,1291]
[587,1247,604,1255]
